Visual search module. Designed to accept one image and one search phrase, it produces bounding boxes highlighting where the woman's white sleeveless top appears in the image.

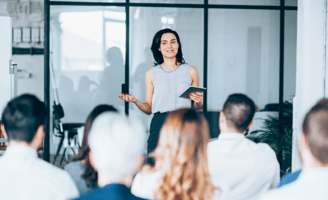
[151,63,192,114]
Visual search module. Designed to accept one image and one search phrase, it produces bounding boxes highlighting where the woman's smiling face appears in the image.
[158,33,179,59]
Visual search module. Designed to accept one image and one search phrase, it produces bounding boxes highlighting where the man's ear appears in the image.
[219,111,225,123]
[247,119,254,130]
[0,124,8,139]
[299,133,308,152]
[32,125,44,146]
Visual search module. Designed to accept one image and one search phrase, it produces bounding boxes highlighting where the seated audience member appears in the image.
[74,112,147,200]
[132,108,227,200]
[207,93,280,200]
[65,105,117,194]
[0,94,79,200]
[260,99,328,200]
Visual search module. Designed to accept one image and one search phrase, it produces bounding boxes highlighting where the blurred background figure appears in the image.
[260,99,328,200]
[74,112,146,200]
[0,94,79,200]
[94,47,124,108]
[207,93,280,200]
[65,104,117,194]
[131,108,227,200]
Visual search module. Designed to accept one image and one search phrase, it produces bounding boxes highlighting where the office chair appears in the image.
[52,103,84,165]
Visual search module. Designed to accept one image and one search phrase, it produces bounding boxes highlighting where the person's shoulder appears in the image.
[133,171,160,187]
[35,159,78,184]
[146,68,154,77]
[207,139,219,149]
[259,184,297,200]
[189,65,197,73]
[34,159,79,198]
[255,142,276,155]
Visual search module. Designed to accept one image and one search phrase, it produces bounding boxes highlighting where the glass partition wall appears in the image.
[45,0,297,161]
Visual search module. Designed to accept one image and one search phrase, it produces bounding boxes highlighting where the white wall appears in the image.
[12,55,44,101]
[293,0,326,171]
[0,15,12,115]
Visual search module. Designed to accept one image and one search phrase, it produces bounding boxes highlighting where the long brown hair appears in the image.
[72,104,117,188]
[147,108,219,200]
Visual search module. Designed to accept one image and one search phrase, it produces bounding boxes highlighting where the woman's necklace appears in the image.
[159,64,181,73]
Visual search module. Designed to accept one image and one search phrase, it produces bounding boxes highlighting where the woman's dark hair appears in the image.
[72,104,118,188]
[150,28,185,65]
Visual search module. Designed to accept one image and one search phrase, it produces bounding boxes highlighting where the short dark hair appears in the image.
[150,28,185,65]
[1,94,47,143]
[302,98,328,164]
[222,93,256,132]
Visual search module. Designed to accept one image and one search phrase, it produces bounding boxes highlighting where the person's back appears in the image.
[74,113,147,200]
[260,99,328,200]
[207,94,280,200]
[0,94,79,200]
[208,134,279,199]
[0,145,78,200]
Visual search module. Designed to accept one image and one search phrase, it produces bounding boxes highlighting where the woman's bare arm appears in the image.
[119,68,153,115]
[189,66,203,110]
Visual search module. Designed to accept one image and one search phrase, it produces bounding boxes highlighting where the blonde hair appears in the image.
[145,108,219,200]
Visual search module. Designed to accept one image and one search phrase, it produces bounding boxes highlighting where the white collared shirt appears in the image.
[207,133,280,200]
[131,171,229,200]
[259,167,328,200]
[0,144,79,200]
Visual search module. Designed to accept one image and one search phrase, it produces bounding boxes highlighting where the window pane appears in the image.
[50,0,125,2]
[284,11,297,102]
[209,0,280,6]
[285,0,297,6]
[130,0,203,4]
[208,9,280,111]
[129,7,204,130]
[50,5,126,121]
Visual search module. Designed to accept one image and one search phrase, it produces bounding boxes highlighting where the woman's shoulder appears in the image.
[133,171,161,185]
[131,171,161,199]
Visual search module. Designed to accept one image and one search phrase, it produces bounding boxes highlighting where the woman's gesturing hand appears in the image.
[189,92,203,103]
[119,94,138,103]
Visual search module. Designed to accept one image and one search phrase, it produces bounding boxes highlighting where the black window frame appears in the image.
[44,0,297,162]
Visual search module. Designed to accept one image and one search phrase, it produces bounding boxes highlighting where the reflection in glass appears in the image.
[284,11,297,102]
[209,0,280,6]
[285,0,297,6]
[50,6,126,125]
[208,9,280,111]
[130,0,203,4]
[50,0,125,2]
[129,7,204,130]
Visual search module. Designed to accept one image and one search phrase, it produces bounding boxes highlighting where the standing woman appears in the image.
[119,28,203,158]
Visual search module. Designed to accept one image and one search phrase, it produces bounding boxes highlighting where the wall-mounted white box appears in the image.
[31,28,39,42]
[13,28,22,43]
[22,27,30,43]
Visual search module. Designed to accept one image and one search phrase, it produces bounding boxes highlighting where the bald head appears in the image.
[302,99,328,164]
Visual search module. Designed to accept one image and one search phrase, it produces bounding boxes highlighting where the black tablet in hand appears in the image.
[179,86,206,99]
